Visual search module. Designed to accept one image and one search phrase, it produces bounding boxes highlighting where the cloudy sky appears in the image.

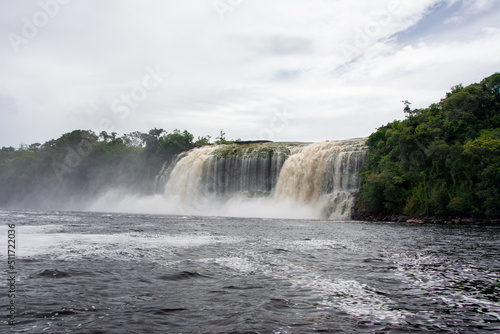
[1,0,499,147]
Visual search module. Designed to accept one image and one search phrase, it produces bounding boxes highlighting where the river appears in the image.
[1,210,499,333]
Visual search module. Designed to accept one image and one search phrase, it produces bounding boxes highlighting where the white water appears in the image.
[156,139,367,219]
[89,139,366,219]
[164,146,216,203]
[275,139,366,219]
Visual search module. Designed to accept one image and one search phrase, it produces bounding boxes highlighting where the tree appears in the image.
[158,129,195,154]
[28,143,41,152]
[402,100,412,117]
[140,128,164,153]
[214,130,233,145]
[356,72,500,218]
[194,135,211,146]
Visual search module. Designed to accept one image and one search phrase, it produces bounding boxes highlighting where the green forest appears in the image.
[1,73,499,218]
[0,128,223,208]
[356,73,500,218]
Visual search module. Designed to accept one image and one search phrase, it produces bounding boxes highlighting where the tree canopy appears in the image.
[0,129,215,209]
[356,73,500,218]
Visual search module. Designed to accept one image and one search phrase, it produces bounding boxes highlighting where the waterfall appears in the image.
[160,139,367,219]
[275,139,367,219]
[203,145,290,196]
[153,151,188,193]
[163,146,217,203]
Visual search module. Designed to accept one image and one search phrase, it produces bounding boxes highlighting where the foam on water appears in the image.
[286,238,363,252]
[2,211,498,333]
[2,224,241,262]
[202,250,406,324]
[390,248,500,323]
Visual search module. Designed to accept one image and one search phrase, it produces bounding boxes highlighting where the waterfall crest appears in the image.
[159,139,367,219]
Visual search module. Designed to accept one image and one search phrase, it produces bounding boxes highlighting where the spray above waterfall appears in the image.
[158,139,367,219]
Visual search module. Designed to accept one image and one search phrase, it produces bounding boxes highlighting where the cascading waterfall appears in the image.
[154,151,188,193]
[163,146,216,203]
[203,145,291,196]
[275,139,367,219]
[159,139,367,219]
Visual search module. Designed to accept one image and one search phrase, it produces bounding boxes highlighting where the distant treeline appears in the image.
[0,128,232,209]
[355,73,500,218]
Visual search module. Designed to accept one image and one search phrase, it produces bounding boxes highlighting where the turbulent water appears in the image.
[1,210,499,333]
[154,139,367,220]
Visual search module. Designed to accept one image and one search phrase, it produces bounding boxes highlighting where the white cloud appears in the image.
[0,0,499,147]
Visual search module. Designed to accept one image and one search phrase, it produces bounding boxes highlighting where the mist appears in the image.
[86,189,320,219]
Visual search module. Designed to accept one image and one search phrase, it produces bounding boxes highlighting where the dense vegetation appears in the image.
[0,129,214,209]
[356,73,500,218]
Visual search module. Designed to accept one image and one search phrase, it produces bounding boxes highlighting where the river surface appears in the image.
[1,210,499,333]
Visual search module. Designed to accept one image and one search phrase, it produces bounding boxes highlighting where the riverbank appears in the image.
[351,212,500,225]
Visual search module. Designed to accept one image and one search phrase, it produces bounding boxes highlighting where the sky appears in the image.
[1,0,500,147]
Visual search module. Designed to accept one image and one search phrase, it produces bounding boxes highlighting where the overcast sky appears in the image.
[1,0,500,147]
